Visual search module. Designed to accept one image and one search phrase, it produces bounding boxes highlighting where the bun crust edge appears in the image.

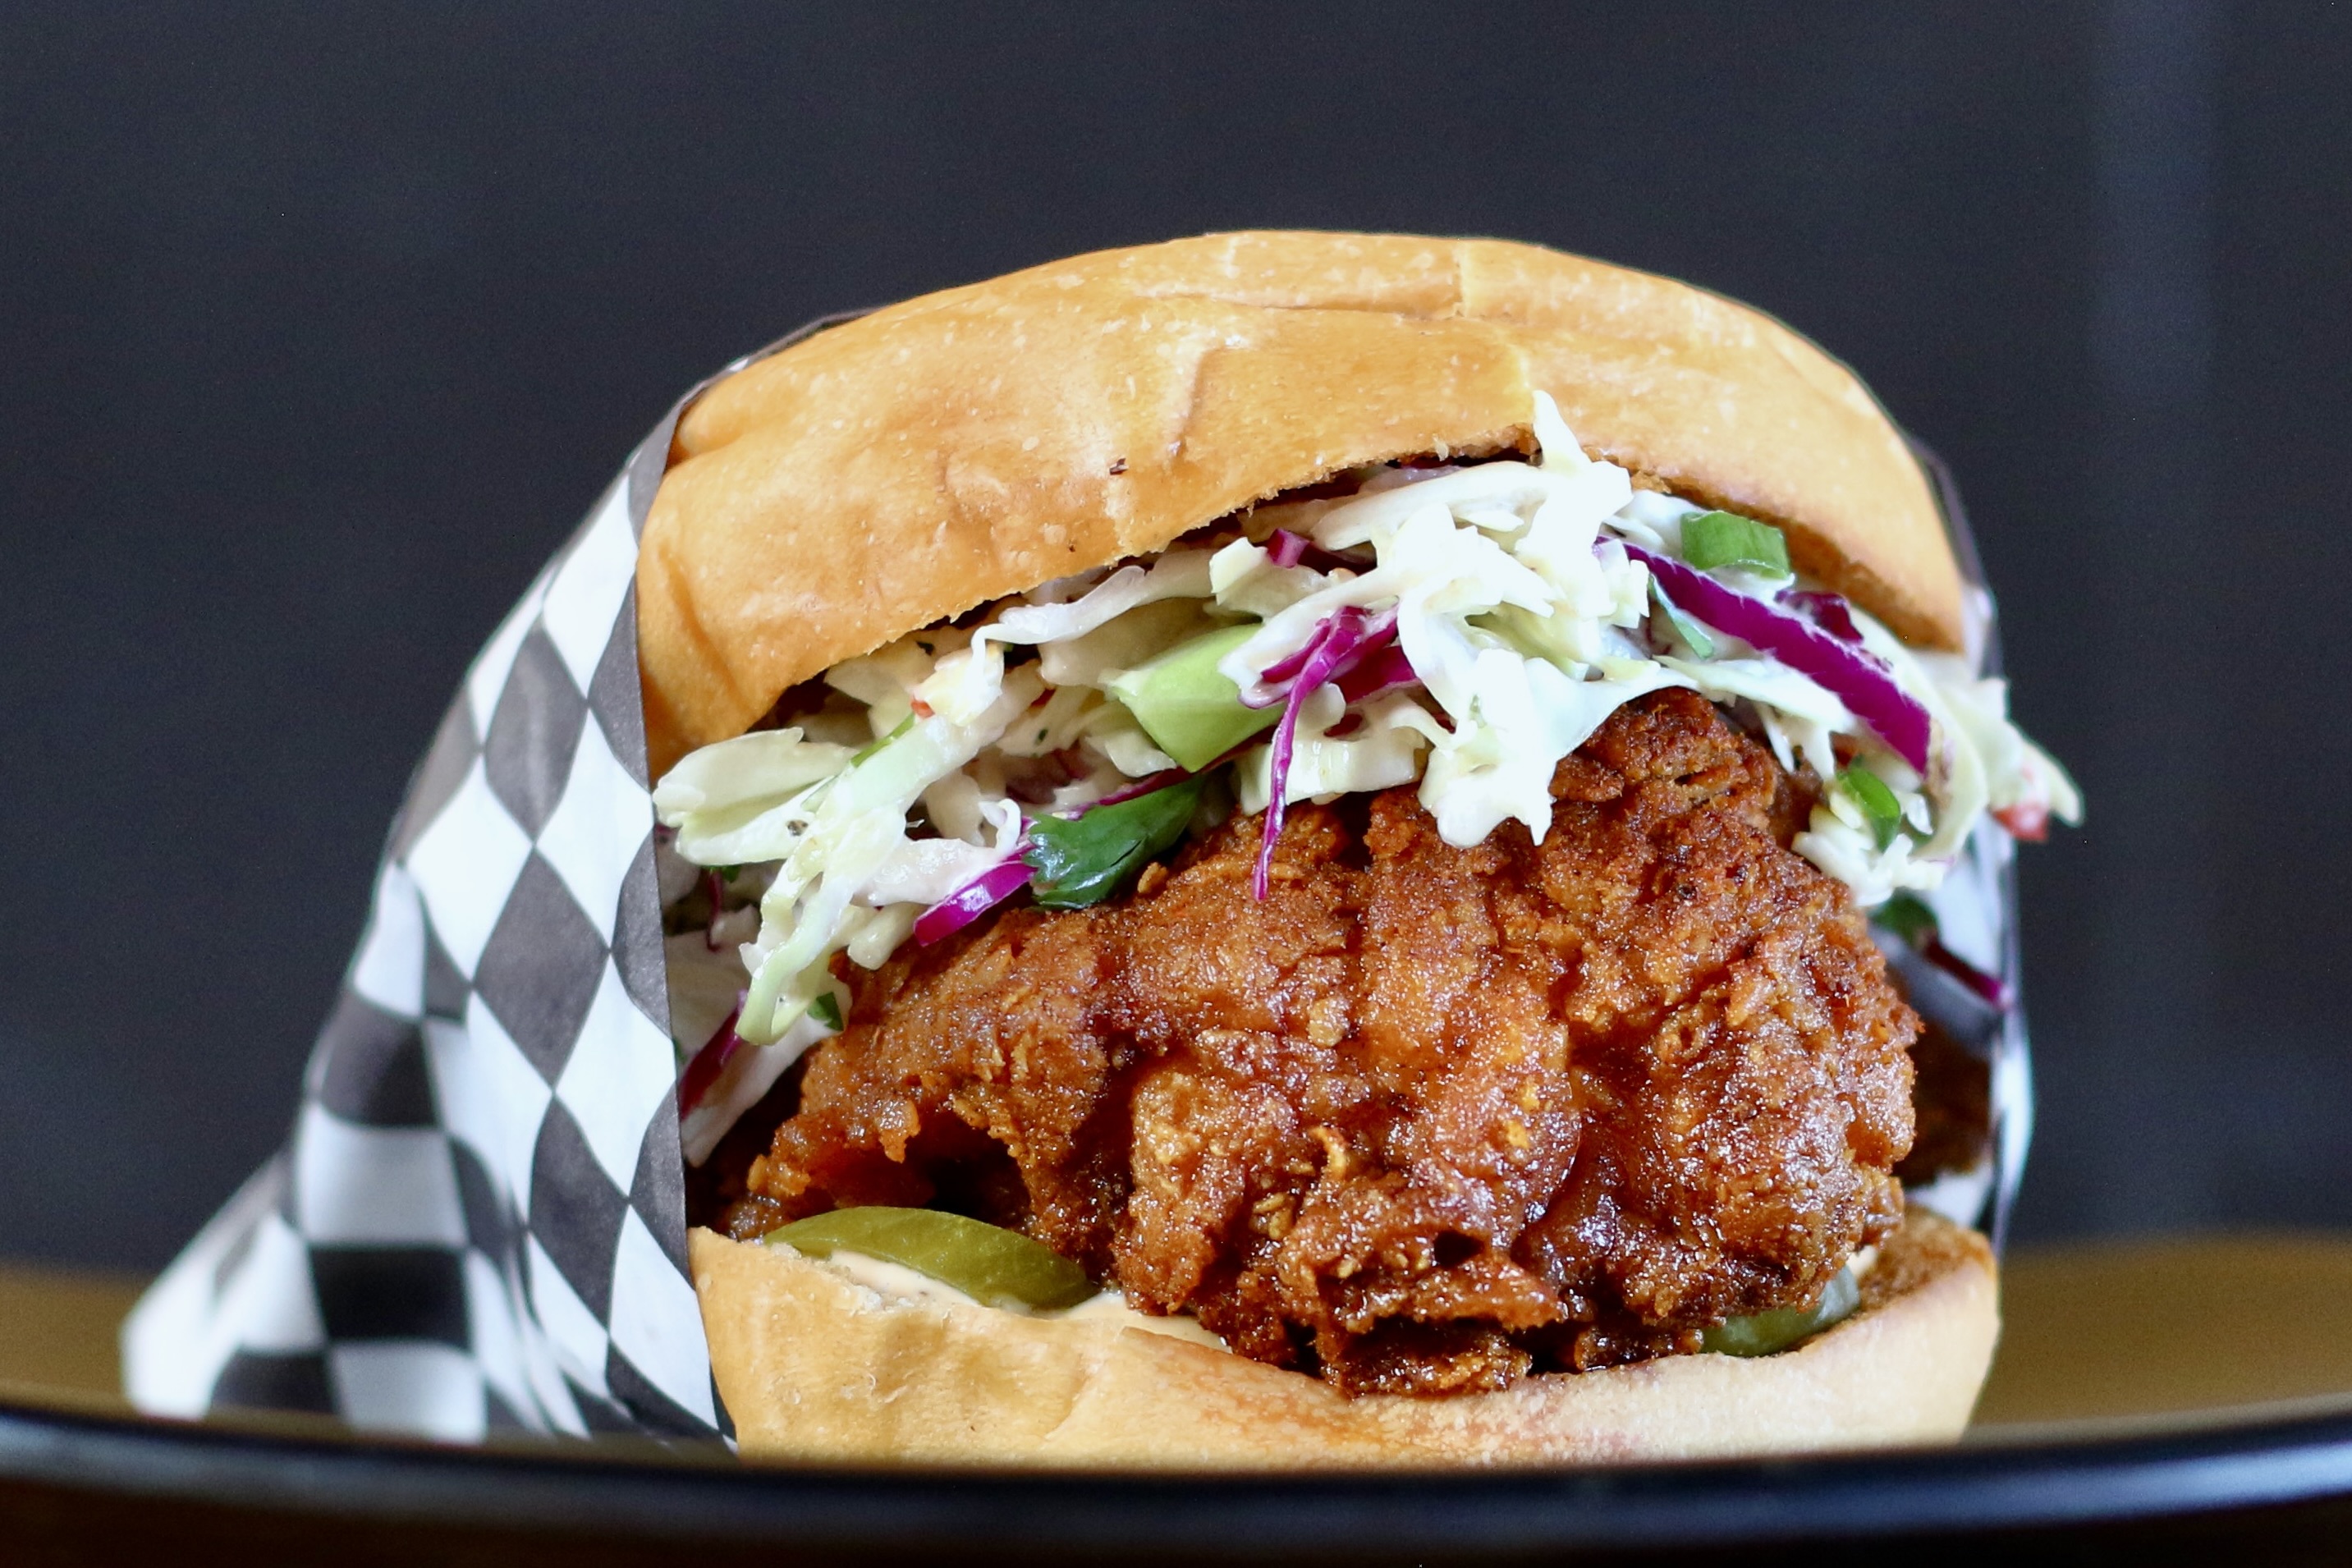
[693,1208,1997,1469]
[639,232,1963,775]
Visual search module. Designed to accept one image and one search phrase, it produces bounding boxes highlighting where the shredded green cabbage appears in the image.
[655,389,2083,1071]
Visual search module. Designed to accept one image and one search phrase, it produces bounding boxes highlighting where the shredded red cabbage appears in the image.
[1245,608,1398,709]
[1084,769,1188,810]
[915,738,1317,944]
[1781,589,1864,644]
[1250,607,1401,899]
[676,998,745,1116]
[913,852,1034,946]
[1622,542,1932,773]
[1266,529,1360,575]
[1249,635,1318,699]
[1926,943,2011,1011]
[1336,642,1416,706]
[1082,730,1278,814]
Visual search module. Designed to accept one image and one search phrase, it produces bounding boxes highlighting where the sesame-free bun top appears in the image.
[637,232,1962,774]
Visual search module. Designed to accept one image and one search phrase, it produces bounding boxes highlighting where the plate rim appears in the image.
[8,1396,2352,1553]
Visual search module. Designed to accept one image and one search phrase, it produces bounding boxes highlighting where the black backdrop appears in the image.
[2,2,2345,1271]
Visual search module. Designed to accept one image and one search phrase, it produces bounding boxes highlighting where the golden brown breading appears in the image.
[740,691,1917,1396]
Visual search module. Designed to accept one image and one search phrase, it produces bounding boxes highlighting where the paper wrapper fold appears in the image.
[121,328,2033,1445]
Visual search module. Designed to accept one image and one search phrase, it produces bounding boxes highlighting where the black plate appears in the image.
[10,1396,2352,1566]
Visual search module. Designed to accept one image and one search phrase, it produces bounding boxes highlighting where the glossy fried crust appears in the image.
[739,691,1918,1396]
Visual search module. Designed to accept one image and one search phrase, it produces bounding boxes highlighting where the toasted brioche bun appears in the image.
[637,232,1962,775]
[694,1209,1996,1469]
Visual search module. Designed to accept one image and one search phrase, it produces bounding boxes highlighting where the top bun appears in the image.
[638,232,1961,774]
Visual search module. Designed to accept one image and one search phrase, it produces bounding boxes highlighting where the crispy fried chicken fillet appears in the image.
[733,690,1918,1396]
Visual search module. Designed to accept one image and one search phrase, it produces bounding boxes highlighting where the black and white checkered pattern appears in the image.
[124,408,721,1441]
[121,341,2036,1443]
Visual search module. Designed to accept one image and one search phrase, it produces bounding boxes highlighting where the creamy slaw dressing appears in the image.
[809,1248,1230,1347]
[656,393,2079,1127]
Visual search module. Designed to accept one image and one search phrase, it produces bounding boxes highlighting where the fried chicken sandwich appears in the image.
[637,232,2078,1466]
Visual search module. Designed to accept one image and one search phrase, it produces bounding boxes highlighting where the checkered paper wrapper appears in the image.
[119,330,2037,1443]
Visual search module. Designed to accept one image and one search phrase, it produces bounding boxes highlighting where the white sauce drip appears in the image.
[815,1249,1229,1349]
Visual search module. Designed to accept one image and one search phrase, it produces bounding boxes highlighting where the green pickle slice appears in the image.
[1103,625,1279,772]
[1702,1266,1861,1358]
[763,1207,1095,1312]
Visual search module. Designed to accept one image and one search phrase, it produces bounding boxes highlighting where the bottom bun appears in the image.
[692,1209,1997,1469]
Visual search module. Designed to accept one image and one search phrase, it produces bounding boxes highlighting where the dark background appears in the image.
[1,2,2344,1272]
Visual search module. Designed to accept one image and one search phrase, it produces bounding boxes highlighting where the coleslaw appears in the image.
[654,392,2079,1156]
